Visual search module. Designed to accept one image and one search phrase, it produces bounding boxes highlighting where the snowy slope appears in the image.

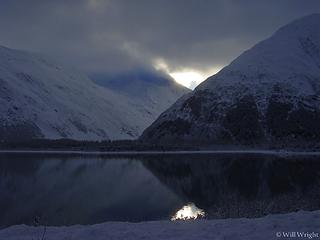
[93,70,189,125]
[0,210,319,240]
[0,46,188,141]
[141,14,320,146]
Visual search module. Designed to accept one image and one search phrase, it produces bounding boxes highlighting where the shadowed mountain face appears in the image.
[143,154,320,219]
[141,14,320,146]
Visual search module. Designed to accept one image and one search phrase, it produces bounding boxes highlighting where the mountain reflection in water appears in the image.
[0,152,319,227]
[171,203,205,221]
[143,153,320,219]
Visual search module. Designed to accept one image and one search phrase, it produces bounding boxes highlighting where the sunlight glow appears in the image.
[170,71,205,90]
[153,58,221,89]
[171,203,205,221]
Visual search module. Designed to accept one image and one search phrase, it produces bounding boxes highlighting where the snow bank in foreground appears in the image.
[0,210,319,240]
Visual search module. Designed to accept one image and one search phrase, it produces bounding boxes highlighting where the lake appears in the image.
[0,152,320,227]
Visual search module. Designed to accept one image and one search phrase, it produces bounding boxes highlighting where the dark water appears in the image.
[0,152,320,227]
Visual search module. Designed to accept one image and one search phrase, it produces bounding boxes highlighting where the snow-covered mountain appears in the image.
[0,46,188,141]
[141,14,320,146]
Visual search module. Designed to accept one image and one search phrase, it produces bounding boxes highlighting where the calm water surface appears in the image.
[0,152,320,227]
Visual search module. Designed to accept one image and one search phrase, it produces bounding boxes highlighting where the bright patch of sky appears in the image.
[153,58,221,89]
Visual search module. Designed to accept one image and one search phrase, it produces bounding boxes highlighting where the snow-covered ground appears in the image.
[2,149,320,156]
[0,210,319,240]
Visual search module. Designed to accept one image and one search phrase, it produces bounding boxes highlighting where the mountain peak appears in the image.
[276,13,320,36]
[197,13,320,95]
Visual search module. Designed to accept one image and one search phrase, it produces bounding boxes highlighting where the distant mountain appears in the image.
[92,70,189,123]
[0,46,189,141]
[141,14,320,146]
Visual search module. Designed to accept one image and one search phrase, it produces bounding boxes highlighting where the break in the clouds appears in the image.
[0,0,319,88]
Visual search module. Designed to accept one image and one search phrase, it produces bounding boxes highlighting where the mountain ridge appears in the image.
[141,14,320,146]
[0,45,188,141]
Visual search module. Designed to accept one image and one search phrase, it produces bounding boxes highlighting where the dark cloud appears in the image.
[0,0,319,76]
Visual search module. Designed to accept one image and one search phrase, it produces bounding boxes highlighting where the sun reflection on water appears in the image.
[171,203,205,221]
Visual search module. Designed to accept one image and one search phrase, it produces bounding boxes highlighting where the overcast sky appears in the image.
[0,0,319,88]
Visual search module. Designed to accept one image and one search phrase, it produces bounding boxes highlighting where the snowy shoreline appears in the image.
[1,149,320,156]
[0,210,319,240]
